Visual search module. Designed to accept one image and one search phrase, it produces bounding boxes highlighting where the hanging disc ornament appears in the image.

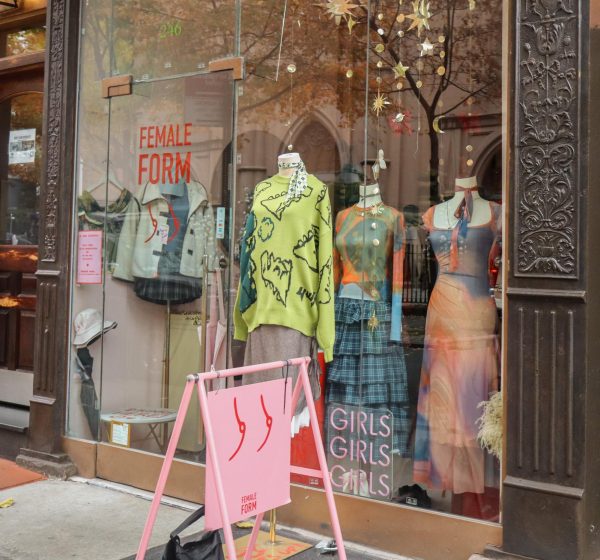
[287,63,297,73]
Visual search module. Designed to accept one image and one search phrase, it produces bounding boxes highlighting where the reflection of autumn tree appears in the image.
[240,0,502,203]
[77,0,238,184]
[239,1,367,125]
[76,0,502,202]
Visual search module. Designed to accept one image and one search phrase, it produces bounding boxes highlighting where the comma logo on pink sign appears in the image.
[205,379,292,530]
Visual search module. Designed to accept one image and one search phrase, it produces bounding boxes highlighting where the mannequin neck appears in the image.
[357,183,383,208]
[451,177,480,201]
[278,152,302,178]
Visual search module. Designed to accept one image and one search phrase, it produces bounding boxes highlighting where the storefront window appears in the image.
[0,25,45,57]
[68,0,505,524]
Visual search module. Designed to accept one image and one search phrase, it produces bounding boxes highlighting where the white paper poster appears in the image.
[8,128,36,164]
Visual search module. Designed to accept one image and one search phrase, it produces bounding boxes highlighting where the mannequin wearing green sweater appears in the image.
[234,155,335,413]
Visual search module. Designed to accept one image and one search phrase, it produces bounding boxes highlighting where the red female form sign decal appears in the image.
[137,123,192,185]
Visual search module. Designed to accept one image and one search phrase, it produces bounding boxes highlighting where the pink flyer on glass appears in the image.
[205,378,292,530]
[77,230,103,284]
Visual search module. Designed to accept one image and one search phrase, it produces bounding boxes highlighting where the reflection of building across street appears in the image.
[100,408,177,453]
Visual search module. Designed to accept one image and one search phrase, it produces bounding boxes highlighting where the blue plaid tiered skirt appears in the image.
[326,297,410,455]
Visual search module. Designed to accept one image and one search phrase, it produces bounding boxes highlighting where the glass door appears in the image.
[100,71,235,457]
[0,88,43,421]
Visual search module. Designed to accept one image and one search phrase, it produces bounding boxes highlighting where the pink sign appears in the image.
[77,230,103,284]
[205,378,291,530]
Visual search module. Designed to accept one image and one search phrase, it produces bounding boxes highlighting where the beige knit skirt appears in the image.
[243,325,321,413]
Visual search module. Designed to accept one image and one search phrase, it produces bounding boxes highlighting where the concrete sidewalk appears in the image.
[0,477,415,560]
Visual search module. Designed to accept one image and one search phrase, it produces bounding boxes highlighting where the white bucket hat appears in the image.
[73,308,117,348]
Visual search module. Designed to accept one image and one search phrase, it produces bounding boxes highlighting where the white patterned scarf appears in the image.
[279,160,309,201]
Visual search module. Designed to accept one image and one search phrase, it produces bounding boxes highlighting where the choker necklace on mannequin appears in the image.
[354,201,384,216]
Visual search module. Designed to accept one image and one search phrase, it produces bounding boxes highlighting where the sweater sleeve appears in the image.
[233,210,256,342]
[390,211,405,342]
[332,211,343,292]
[316,185,335,362]
[112,196,141,282]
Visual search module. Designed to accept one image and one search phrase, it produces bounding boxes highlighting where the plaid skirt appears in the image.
[134,275,202,305]
[326,298,410,455]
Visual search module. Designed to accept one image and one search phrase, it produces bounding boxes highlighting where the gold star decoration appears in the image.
[347,15,357,33]
[320,0,358,25]
[419,37,434,56]
[372,93,390,116]
[406,0,431,36]
[392,61,410,79]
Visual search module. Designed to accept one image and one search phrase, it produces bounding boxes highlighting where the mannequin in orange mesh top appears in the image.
[327,181,411,457]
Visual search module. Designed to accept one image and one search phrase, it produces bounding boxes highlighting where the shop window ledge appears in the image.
[0,404,29,433]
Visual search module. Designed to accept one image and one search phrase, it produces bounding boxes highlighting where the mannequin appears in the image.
[328,181,411,460]
[234,153,334,420]
[432,176,492,229]
[413,174,502,519]
[357,183,383,208]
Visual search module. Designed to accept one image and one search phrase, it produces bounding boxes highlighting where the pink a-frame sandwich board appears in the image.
[135,357,347,560]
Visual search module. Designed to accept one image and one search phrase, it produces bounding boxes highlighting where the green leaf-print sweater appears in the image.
[234,173,335,362]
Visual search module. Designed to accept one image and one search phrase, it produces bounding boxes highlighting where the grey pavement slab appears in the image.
[0,479,191,560]
[0,478,414,560]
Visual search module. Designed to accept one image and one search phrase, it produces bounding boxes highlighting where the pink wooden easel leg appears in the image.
[242,511,265,560]
[196,379,238,560]
[136,378,197,560]
[300,361,348,560]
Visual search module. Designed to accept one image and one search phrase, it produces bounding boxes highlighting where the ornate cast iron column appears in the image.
[15,0,79,477]
[483,1,600,559]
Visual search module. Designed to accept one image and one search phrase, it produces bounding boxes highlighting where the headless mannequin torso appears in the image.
[432,176,492,229]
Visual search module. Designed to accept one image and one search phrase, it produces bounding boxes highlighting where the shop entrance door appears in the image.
[0,61,44,432]
[86,66,238,478]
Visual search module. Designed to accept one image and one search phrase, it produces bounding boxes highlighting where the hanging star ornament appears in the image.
[372,93,390,116]
[347,15,357,33]
[406,0,431,36]
[419,37,434,56]
[392,61,410,79]
[320,0,358,25]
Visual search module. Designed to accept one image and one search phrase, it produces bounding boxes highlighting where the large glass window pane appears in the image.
[68,0,507,526]
[348,0,504,520]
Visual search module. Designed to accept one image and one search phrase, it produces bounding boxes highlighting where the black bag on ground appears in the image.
[161,505,225,560]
